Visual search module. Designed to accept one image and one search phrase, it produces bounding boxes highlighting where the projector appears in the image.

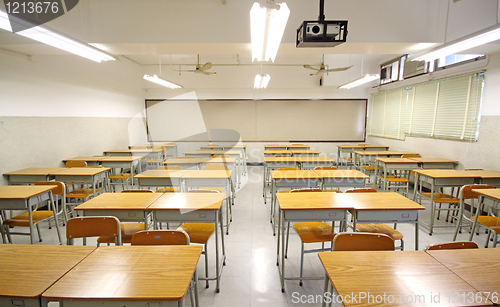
[296,20,348,48]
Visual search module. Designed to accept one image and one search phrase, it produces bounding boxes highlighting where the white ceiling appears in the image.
[1,0,500,89]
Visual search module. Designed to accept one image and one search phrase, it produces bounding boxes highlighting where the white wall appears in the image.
[0,52,146,185]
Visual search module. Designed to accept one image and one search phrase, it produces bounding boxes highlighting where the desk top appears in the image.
[314,169,369,179]
[135,170,188,179]
[337,192,425,211]
[4,167,65,176]
[413,169,485,179]
[149,192,225,211]
[51,167,110,176]
[287,144,311,149]
[104,149,162,154]
[74,192,162,211]
[162,143,178,147]
[472,188,500,201]
[270,169,320,180]
[409,158,459,164]
[100,156,143,162]
[338,144,389,149]
[297,157,335,163]
[183,150,240,155]
[474,170,500,179]
[263,150,293,155]
[164,158,236,164]
[42,246,202,302]
[263,157,300,163]
[200,145,247,149]
[375,157,421,164]
[0,244,95,299]
[427,248,500,294]
[62,156,107,162]
[0,185,55,200]
[355,150,417,156]
[181,170,232,179]
[264,144,288,149]
[319,251,489,307]
[277,192,352,210]
[290,150,321,154]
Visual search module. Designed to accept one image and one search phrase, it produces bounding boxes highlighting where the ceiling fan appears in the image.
[303,54,352,76]
[174,54,216,75]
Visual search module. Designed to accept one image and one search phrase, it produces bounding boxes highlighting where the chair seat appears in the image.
[178,223,215,244]
[67,189,100,198]
[3,211,54,227]
[352,223,403,240]
[156,187,180,193]
[98,222,146,244]
[472,216,500,230]
[420,192,460,203]
[380,176,408,183]
[199,187,225,193]
[293,222,335,243]
[146,159,162,163]
[361,165,375,171]
[109,173,131,180]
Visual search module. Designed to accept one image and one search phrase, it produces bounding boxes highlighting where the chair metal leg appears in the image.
[299,242,304,286]
[204,243,209,288]
[285,222,290,258]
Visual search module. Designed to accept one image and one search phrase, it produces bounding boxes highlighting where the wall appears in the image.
[366,52,500,170]
[0,52,146,186]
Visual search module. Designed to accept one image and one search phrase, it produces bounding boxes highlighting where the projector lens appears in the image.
[312,25,320,34]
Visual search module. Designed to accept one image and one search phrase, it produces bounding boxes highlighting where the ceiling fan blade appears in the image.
[303,65,319,71]
[199,62,213,71]
[327,65,353,72]
[310,71,323,76]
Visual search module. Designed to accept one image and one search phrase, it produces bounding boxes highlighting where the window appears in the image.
[368,72,484,141]
[380,56,406,85]
[435,54,485,70]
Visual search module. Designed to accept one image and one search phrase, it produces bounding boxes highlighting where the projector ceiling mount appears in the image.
[296,0,348,48]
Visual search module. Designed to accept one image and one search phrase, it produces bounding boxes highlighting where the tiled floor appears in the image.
[4,165,493,307]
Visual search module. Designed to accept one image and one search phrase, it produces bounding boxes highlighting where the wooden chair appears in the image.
[3,182,64,243]
[66,216,121,246]
[131,230,190,245]
[286,189,335,286]
[65,161,87,168]
[155,187,180,193]
[345,188,403,250]
[425,241,478,251]
[333,233,395,251]
[453,184,494,241]
[177,189,219,289]
[401,154,421,158]
[157,165,182,170]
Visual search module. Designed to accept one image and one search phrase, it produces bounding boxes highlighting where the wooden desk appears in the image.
[409,157,459,169]
[51,167,110,196]
[314,169,368,190]
[319,251,491,307]
[269,170,320,235]
[344,192,424,250]
[290,150,320,156]
[164,158,206,170]
[134,170,188,190]
[149,192,226,293]
[428,248,500,294]
[374,158,420,191]
[199,145,247,174]
[42,245,202,307]
[297,157,335,170]
[336,144,389,166]
[183,151,242,187]
[3,167,65,185]
[62,156,107,166]
[263,149,293,157]
[276,192,351,292]
[354,150,417,170]
[0,244,95,307]
[413,169,482,235]
[470,188,500,242]
[0,186,62,244]
[100,156,143,187]
[104,148,163,169]
[162,142,178,158]
[262,157,300,203]
[264,144,288,150]
[74,192,162,226]
[181,170,234,207]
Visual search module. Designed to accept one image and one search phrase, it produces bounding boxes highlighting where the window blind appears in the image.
[368,72,484,141]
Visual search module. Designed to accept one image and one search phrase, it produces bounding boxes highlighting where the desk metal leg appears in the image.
[193,267,200,307]
[322,272,330,307]
[415,213,419,250]
[280,208,285,292]
[50,192,63,245]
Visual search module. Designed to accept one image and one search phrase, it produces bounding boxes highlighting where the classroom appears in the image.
[1,1,500,306]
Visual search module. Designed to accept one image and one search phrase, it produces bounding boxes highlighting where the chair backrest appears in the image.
[459,184,494,200]
[290,188,322,193]
[66,216,121,245]
[65,161,87,168]
[34,181,65,196]
[333,233,395,251]
[187,189,220,193]
[155,187,179,193]
[425,241,479,251]
[121,190,153,193]
[277,167,299,170]
[205,163,228,171]
[157,165,182,170]
[401,154,421,158]
[131,230,190,245]
[314,166,337,170]
[345,188,378,193]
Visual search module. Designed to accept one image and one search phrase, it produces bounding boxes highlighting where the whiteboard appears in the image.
[146,99,366,142]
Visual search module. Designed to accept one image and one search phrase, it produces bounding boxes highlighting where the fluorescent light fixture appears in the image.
[0,10,115,63]
[339,74,380,89]
[254,74,270,88]
[412,23,500,62]
[250,1,290,62]
[144,75,183,89]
